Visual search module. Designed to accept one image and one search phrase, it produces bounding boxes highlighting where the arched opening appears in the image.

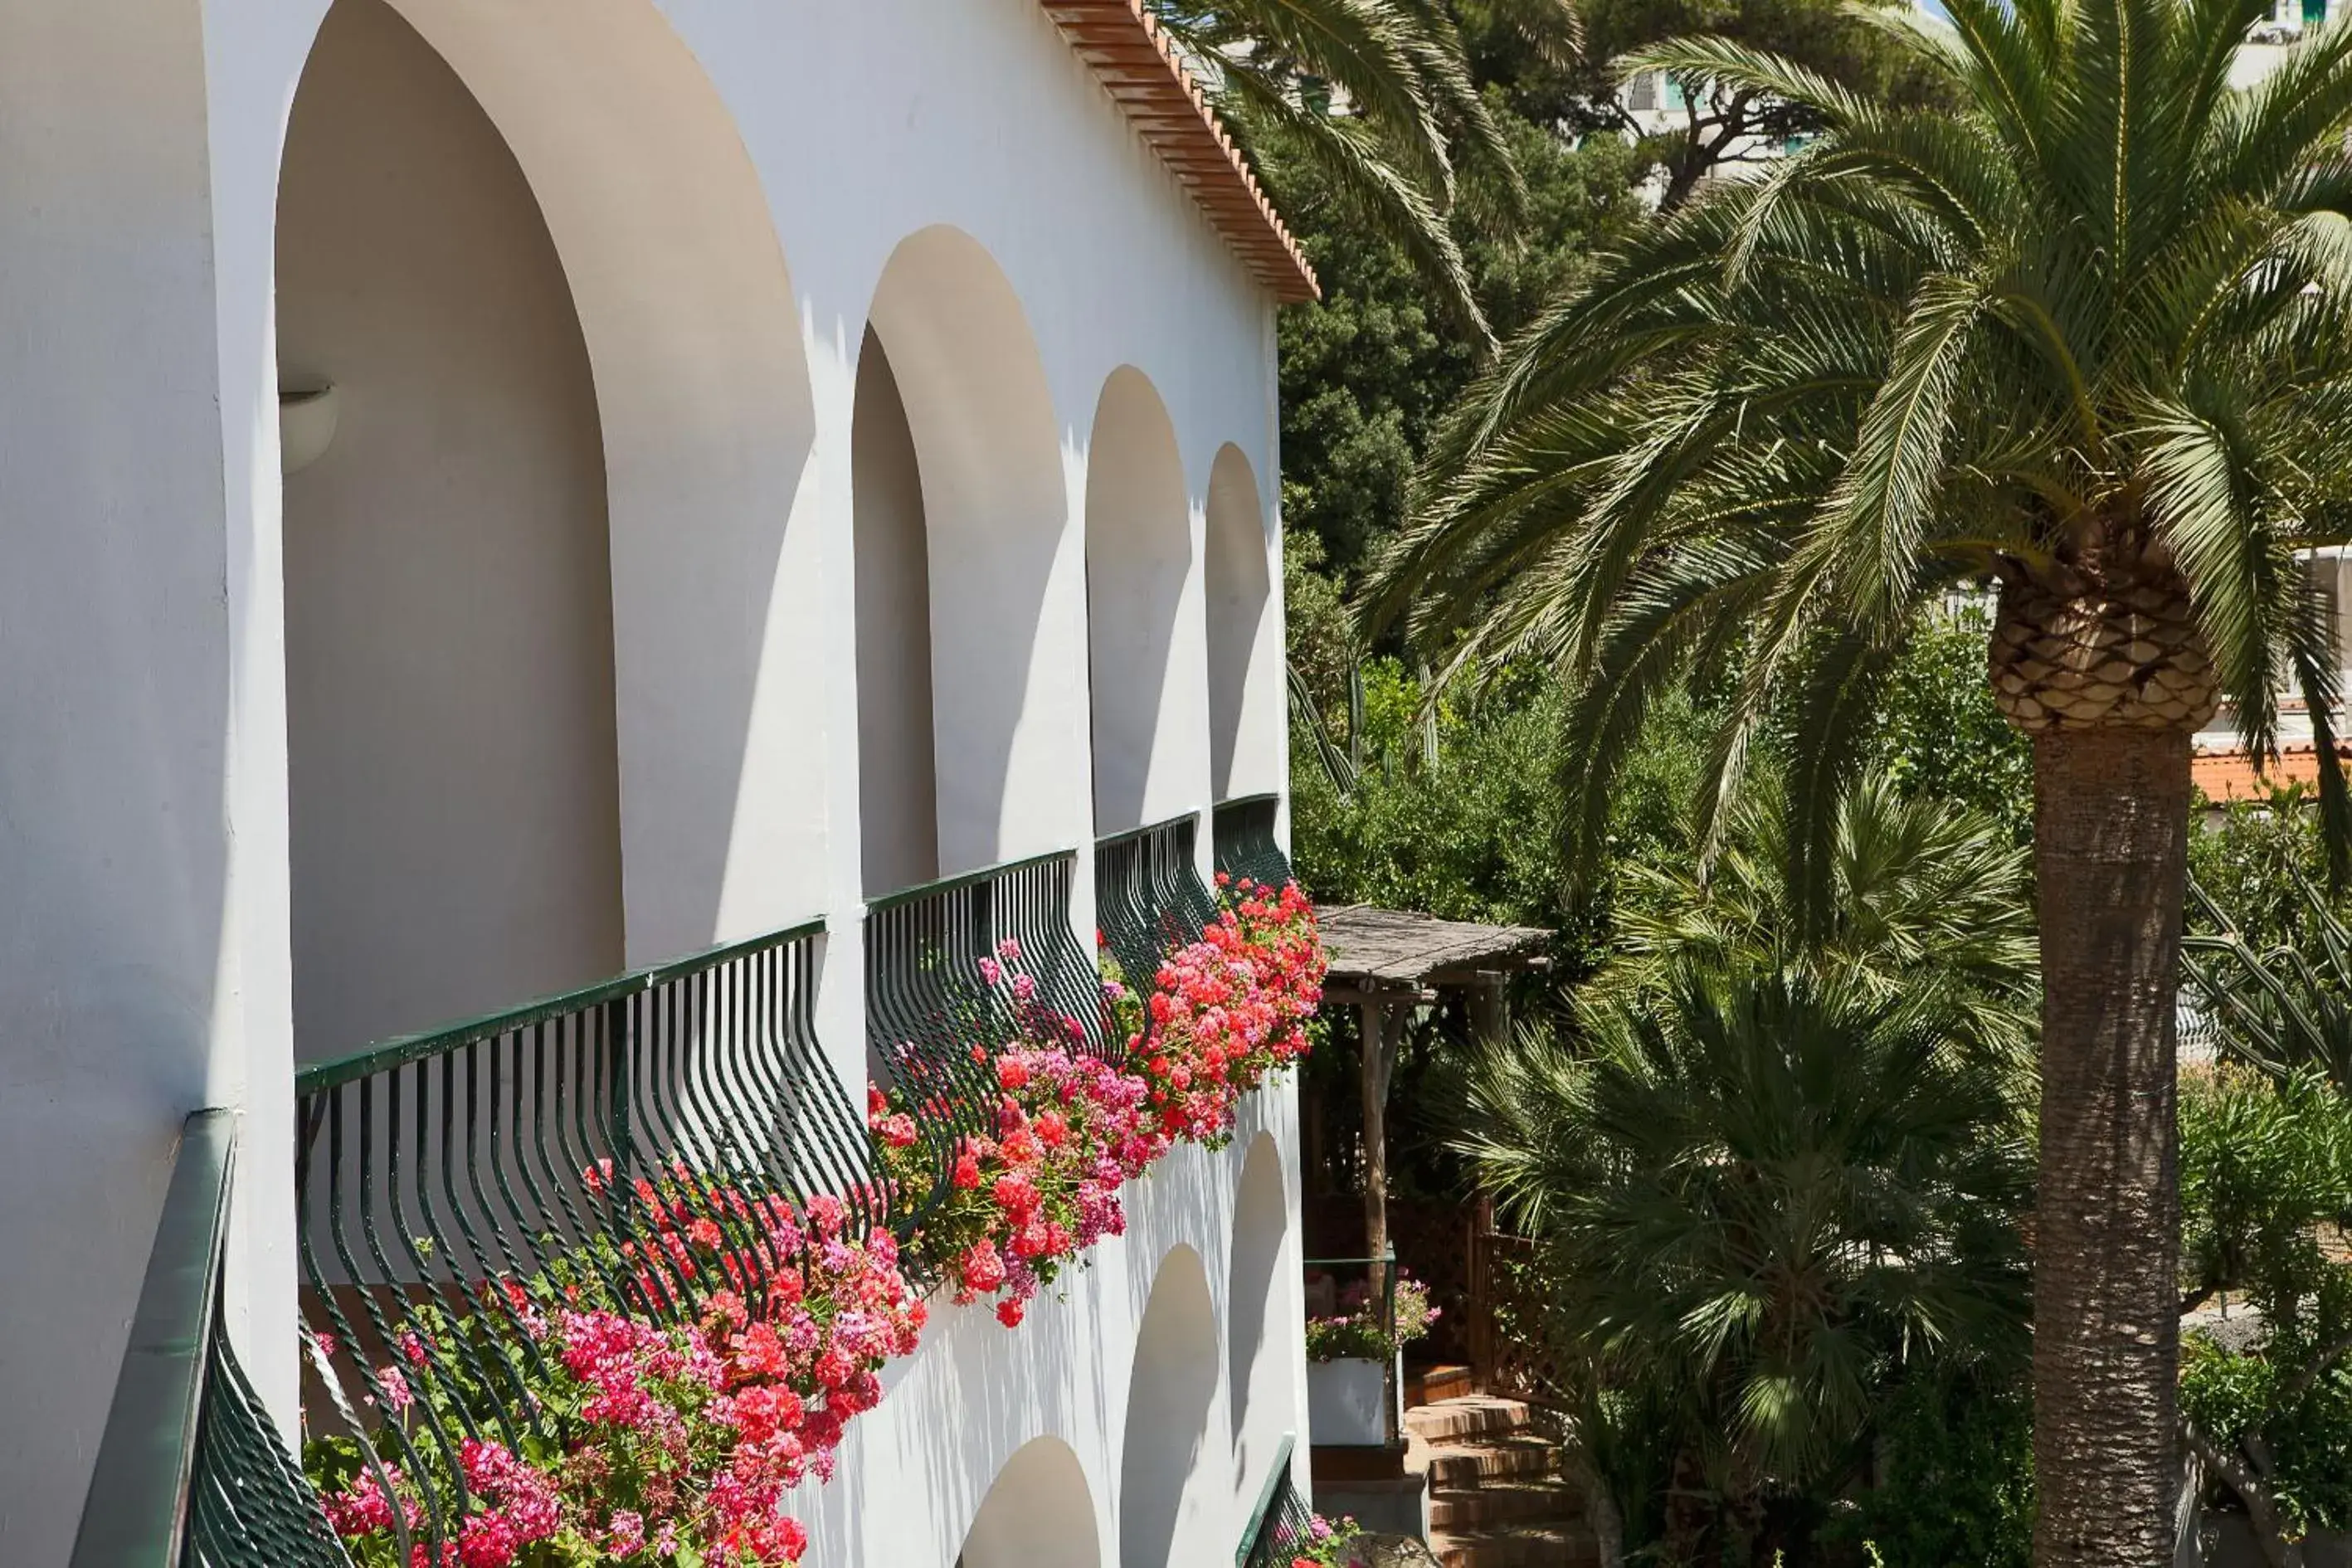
[279,0,821,1057]
[1085,368,1202,835]
[1229,1132,1291,1466]
[957,1435,1102,1568]
[1121,1244,1223,1568]
[855,327,942,895]
[861,227,1081,876]
[280,0,625,1056]
[1205,445,1278,801]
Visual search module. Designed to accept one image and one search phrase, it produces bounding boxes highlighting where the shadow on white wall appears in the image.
[957,1434,1102,1568]
[1122,1243,1222,1568]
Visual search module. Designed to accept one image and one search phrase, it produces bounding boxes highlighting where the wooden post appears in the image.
[1359,991,1407,1268]
[1467,973,1508,1048]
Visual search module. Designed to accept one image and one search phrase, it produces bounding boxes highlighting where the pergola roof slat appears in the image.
[1318,905,1552,987]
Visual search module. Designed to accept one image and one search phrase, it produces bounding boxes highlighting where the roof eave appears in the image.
[1039,0,1321,304]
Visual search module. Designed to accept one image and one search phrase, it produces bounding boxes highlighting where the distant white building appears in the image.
[2,3,1318,1566]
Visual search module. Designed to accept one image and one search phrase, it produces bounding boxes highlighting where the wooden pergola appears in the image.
[1319,906,1551,1265]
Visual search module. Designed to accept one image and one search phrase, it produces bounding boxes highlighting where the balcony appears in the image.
[79,802,1299,1566]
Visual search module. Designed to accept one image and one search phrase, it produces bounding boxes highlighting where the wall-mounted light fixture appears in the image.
[280,382,341,475]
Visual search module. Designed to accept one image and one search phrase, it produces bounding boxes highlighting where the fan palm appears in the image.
[1456,968,2031,1561]
[1368,2,2352,1554]
[1146,0,1580,346]
[1605,768,2038,1062]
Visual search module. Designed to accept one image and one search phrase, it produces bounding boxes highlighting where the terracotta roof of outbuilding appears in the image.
[2193,739,2347,802]
[1039,0,1320,304]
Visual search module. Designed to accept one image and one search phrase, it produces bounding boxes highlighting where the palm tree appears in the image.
[1367,2,2352,1555]
[1145,0,1580,345]
[1604,768,2038,1061]
[1456,967,2032,1562]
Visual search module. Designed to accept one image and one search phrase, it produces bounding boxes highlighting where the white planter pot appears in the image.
[1307,1354,1396,1447]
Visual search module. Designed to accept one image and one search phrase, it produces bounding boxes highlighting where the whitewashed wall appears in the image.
[0,0,1297,1560]
[796,1090,1310,1568]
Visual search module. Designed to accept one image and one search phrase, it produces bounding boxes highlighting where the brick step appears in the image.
[1423,1435,1561,1489]
[1429,1479,1585,1531]
[1431,1523,1603,1568]
[1409,1363,1475,1405]
[1404,1396,1531,1444]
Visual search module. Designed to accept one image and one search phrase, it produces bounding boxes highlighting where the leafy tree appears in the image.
[2177,1063,2352,1563]
[1289,659,1712,974]
[1864,601,2035,844]
[1150,0,1580,343]
[2189,791,2352,952]
[1367,4,2352,1551]
[1455,0,1943,208]
[1275,108,1643,580]
[1823,1371,2035,1568]
[1454,967,2033,1564]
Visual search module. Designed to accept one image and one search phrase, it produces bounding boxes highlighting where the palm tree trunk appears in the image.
[2031,728,2188,1567]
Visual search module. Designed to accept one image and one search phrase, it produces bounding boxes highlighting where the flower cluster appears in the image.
[1124,875,1326,1148]
[871,944,1167,1327]
[1285,1512,1370,1568]
[308,1175,923,1568]
[309,881,1328,1560]
[1303,1272,1439,1364]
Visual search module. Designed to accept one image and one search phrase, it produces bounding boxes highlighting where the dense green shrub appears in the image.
[2178,1062,2352,1544]
[1825,1375,2033,1568]
[2189,791,2350,951]
[1866,604,2033,845]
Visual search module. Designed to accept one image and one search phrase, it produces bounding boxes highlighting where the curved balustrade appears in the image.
[864,850,1109,1259]
[75,1111,344,1568]
[293,919,867,1561]
[1213,793,1294,891]
[1095,813,1219,1003]
[1235,1434,1315,1568]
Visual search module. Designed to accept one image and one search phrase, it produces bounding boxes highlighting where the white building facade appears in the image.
[0,0,1314,1563]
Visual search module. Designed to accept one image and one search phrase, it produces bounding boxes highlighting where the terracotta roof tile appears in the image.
[2193,739,2345,801]
[1039,0,1320,304]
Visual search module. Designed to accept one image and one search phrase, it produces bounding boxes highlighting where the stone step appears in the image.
[1423,1435,1561,1489]
[1430,1523,1603,1568]
[1429,1479,1585,1531]
[1404,1395,1531,1444]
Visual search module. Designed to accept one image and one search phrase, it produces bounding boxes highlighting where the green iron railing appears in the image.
[74,1110,345,1568]
[1235,1433,1315,1568]
[864,849,1110,1254]
[1213,792,1294,891]
[295,918,870,1562]
[1094,812,1219,1005]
